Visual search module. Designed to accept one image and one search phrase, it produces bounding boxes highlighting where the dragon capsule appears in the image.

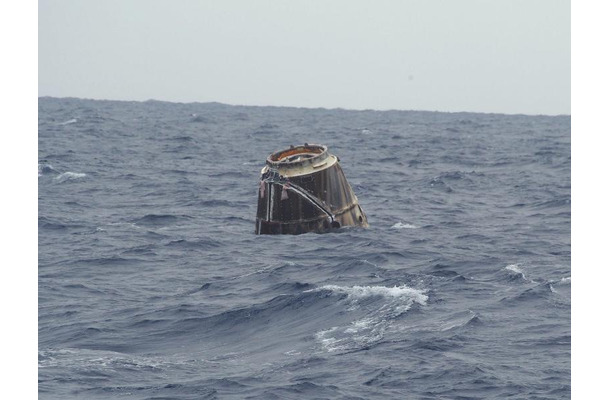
[255,144,368,234]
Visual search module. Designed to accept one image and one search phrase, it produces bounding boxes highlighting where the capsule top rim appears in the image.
[266,144,329,169]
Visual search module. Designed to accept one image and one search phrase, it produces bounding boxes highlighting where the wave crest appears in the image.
[310,284,428,304]
[309,284,428,352]
[391,222,419,229]
[55,172,87,182]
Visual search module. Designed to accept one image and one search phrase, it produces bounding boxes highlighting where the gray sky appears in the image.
[39,0,570,115]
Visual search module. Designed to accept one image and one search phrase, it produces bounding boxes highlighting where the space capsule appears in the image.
[255,144,368,234]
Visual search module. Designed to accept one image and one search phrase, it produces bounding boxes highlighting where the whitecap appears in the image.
[505,264,524,275]
[504,264,523,275]
[312,284,428,304]
[504,264,537,283]
[58,118,77,125]
[315,327,346,353]
[38,163,56,177]
[315,317,388,353]
[391,222,419,229]
[310,284,428,353]
[55,172,87,183]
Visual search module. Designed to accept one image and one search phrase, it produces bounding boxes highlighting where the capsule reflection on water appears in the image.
[255,144,368,235]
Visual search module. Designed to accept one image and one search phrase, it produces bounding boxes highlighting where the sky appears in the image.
[38,0,570,115]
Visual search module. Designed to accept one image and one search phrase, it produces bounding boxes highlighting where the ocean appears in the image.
[38,97,571,399]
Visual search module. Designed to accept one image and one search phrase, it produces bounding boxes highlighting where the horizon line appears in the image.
[38,95,571,118]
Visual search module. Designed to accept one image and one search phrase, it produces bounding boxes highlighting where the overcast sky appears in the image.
[39,0,570,115]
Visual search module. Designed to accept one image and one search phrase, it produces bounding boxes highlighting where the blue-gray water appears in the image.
[38,97,570,399]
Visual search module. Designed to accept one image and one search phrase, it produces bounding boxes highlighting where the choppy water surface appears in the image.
[39,97,570,399]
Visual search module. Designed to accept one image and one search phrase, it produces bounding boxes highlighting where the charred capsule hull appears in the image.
[255,144,368,235]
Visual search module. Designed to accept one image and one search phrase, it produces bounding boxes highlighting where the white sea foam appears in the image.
[549,276,571,298]
[505,264,524,275]
[504,264,537,283]
[391,222,419,229]
[310,284,427,352]
[316,317,387,353]
[315,327,344,352]
[39,348,175,371]
[55,172,87,182]
[344,317,378,334]
[505,264,529,281]
[38,163,56,177]
[310,284,428,304]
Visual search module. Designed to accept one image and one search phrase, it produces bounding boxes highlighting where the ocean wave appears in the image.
[391,222,419,229]
[189,114,216,123]
[549,276,571,299]
[504,264,530,282]
[57,118,78,125]
[427,269,467,282]
[403,310,482,335]
[308,284,428,305]
[269,281,315,293]
[165,238,222,250]
[54,171,87,183]
[533,197,571,209]
[309,285,428,352]
[38,216,83,230]
[437,171,478,180]
[132,214,192,227]
[164,135,195,142]
[38,348,184,374]
[505,264,524,275]
[75,256,145,267]
[38,163,57,176]
[429,177,453,193]
[144,284,429,357]
[501,282,560,304]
